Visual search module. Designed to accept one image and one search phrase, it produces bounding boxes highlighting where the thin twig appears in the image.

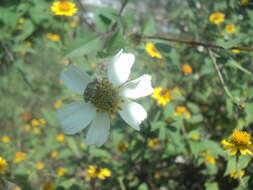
[111,0,129,31]
[144,35,253,52]
[207,48,233,99]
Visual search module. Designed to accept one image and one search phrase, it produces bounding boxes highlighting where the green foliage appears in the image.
[1,0,253,189]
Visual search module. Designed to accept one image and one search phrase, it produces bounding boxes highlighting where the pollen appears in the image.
[230,130,251,146]
[84,79,123,116]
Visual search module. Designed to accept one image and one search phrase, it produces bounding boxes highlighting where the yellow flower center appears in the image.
[84,79,123,116]
[230,130,251,146]
[58,2,72,12]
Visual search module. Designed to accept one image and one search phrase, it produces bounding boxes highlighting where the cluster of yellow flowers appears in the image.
[209,12,236,34]
[173,106,191,119]
[86,165,111,180]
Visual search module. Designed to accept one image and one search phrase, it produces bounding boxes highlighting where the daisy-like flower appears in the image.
[221,130,253,156]
[209,12,225,24]
[51,1,78,16]
[151,87,172,106]
[57,50,153,146]
[225,24,236,34]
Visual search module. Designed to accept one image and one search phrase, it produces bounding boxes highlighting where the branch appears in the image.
[144,35,253,52]
[207,48,233,99]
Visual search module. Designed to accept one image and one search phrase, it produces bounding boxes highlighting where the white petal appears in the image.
[86,112,110,147]
[60,65,91,94]
[120,74,153,99]
[119,100,147,130]
[57,101,96,135]
[107,50,135,87]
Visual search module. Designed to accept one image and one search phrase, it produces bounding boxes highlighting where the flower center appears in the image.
[159,89,171,98]
[59,2,71,12]
[84,79,123,116]
[230,130,251,146]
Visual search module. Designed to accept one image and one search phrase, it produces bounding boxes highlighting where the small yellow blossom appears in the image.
[14,187,22,190]
[241,0,249,4]
[190,134,199,140]
[225,24,236,34]
[56,134,65,142]
[147,138,160,148]
[0,157,8,174]
[231,49,241,53]
[13,152,26,163]
[174,106,191,119]
[31,119,40,127]
[54,100,62,109]
[209,12,225,24]
[36,162,45,170]
[222,130,253,156]
[182,64,192,76]
[117,142,128,153]
[230,170,245,179]
[51,151,59,158]
[86,165,111,180]
[18,17,25,24]
[97,168,111,180]
[23,125,31,132]
[151,87,172,106]
[145,42,162,59]
[154,172,161,179]
[57,168,66,177]
[43,183,55,190]
[205,156,216,164]
[32,128,41,135]
[70,22,77,28]
[1,136,10,143]
[51,1,78,16]
[47,33,60,41]
[39,118,46,125]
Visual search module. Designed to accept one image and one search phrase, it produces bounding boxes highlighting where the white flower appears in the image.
[57,50,153,147]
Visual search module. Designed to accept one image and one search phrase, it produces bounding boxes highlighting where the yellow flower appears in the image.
[86,165,97,179]
[32,128,41,135]
[182,64,192,76]
[97,168,111,180]
[86,165,111,180]
[43,183,55,190]
[225,24,236,34]
[145,42,162,59]
[174,106,191,119]
[51,1,78,16]
[0,157,8,174]
[221,130,253,156]
[1,136,10,143]
[39,118,46,125]
[36,162,45,170]
[51,151,59,158]
[209,12,225,24]
[151,87,172,106]
[57,168,66,177]
[47,33,60,41]
[190,134,199,140]
[54,100,62,109]
[13,152,26,163]
[231,49,241,53]
[70,22,77,28]
[241,0,249,4]
[23,125,31,132]
[18,17,25,24]
[230,170,245,179]
[205,156,216,164]
[56,134,65,142]
[147,138,159,148]
[14,187,22,190]
[31,119,40,127]
[117,142,128,153]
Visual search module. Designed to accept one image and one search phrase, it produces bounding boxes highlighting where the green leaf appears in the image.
[227,60,253,76]
[142,16,155,34]
[245,103,253,126]
[205,182,219,190]
[63,36,101,59]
